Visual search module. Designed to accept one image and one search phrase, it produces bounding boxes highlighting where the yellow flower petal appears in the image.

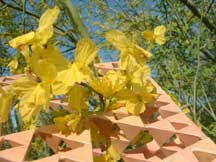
[141,30,154,42]
[154,25,166,45]
[54,114,84,134]
[27,83,49,108]
[11,76,38,98]
[90,71,127,98]
[105,145,121,162]
[155,36,166,45]
[12,77,50,111]
[38,6,60,30]
[127,99,146,115]
[52,80,71,96]
[42,45,70,72]
[18,102,41,123]
[31,57,57,83]
[55,63,84,86]
[106,30,152,66]
[74,38,98,68]
[8,59,18,73]
[106,30,129,51]
[53,114,73,135]
[67,114,84,133]
[67,84,89,112]
[36,6,60,45]
[131,65,151,91]
[9,31,35,49]
[154,25,166,36]
[19,46,31,63]
[53,63,91,95]
[0,86,12,122]
[131,44,152,62]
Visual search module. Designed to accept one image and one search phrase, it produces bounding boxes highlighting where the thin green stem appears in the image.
[60,0,89,39]
[201,84,216,120]
[192,0,204,123]
[22,0,26,33]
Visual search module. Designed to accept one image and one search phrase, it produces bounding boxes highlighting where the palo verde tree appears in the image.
[0,0,216,142]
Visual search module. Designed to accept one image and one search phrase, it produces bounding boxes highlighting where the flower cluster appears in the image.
[0,6,162,137]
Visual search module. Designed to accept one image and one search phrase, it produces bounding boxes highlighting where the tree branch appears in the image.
[0,0,77,43]
[200,49,216,62]
[60,0,89,39]
[62,46,76,53]
[206,0,214,14]
[178,0,216,34]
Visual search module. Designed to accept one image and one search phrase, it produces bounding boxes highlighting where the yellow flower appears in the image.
[67,84,90,112]
[9,6,60,64]
[31,53,57,83]
[52,38,98,95]
[74,38,98,68]
[17,102,41,124]
[36,6,60,45]
[105,145,121,162]
[9,6,59,48]
[8,59,18,73]
[117,85,157,115]
[9,31,35,49]
[0,86,12,122]
[11,76,38,97]
[11,77,51,123]
[26,83,50,109]
[106,30,152,69]
[90,70,128,98]
[28,44,70,84]
[93,145,121,162]
[122,54,150,78]
[130,66,151,93]
[116,67,157,115]
[54,114,85,134]
[142,25,166,45]
[186,39,190,45]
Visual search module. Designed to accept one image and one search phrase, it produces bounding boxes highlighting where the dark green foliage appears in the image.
[27,136,54,161]
[124,131,153,152]
[1,140,12,150]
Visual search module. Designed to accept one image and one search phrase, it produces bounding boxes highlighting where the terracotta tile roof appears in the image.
[0,63,215,162]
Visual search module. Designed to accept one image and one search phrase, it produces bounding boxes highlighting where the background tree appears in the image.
[0,0,215,143]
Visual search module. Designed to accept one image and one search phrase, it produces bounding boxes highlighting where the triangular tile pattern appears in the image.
[93,62,216,162]
[0,126,94,162]
[0,62,215,162]
[36,125,93,162]
[34,125,94,162]
[0,130,35,162]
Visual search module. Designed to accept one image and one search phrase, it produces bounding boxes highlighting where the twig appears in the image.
[0,0,77,43]
[62,46,75,53]
[206,0,214,14]
[60,0,89,39]
[178,0,216,34]
[22,0,26,33]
